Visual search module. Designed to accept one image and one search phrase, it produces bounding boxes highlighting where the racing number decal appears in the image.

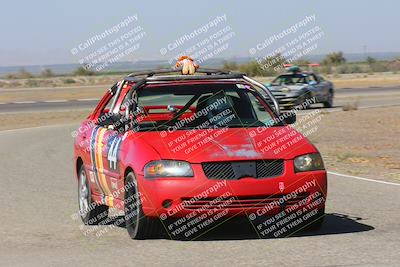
[90,126,118,206]
[107,135,122,172]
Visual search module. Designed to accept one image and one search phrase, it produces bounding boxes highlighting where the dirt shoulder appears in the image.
[329,73,400,88]
[0,86,106,103]
[0,110,89,131]
[306,106,400,182]
[0,75,121,89]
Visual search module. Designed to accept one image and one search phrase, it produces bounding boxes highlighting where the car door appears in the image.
[310,74,324,101]
[317,75,330,100]
[86,88,124,207]
[101,129,125,203]
[98,83,133,204]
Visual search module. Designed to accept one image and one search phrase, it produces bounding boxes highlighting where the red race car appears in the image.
[73,67,327,239]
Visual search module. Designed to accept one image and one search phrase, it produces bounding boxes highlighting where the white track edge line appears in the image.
[328,171,400,186]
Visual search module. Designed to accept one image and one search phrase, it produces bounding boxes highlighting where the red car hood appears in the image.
[135,127,317,163]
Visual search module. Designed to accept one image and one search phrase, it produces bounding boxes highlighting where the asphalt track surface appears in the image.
[1,125,400,266]
[0,86,400,113]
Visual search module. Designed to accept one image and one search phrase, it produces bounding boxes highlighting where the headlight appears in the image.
[144,160,194,178]
[294,153,325,172]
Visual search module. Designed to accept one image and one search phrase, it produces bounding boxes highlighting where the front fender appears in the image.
[119,132,161,177]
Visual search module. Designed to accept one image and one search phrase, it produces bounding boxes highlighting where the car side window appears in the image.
[121,89,135,114]
[102,91,118,114]
[95,87,119,127]
[310,74,320,83]
[246,92,274,125]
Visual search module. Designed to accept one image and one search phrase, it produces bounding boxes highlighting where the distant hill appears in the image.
[1,52,400,76]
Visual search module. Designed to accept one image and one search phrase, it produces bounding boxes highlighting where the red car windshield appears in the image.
[129,83,280,131]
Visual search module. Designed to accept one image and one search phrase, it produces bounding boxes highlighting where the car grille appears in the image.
[202,160,284,180]
[181,193,310,210]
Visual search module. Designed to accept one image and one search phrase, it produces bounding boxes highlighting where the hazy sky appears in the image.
[0,0,398,66]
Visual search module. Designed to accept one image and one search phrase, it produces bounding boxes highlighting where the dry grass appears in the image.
[330,74,400,88]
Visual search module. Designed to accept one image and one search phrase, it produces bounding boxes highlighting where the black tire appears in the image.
[78,165,109,225]
[295,92,312,109]
[323,91,333,108]
[124,172,162,239]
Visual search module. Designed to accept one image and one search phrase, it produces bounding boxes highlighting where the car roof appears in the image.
[143,80,248,88]
[123,68,245,83]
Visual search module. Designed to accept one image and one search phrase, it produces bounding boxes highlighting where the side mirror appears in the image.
[124,99,137,118]
[283,112,296,124]
[109,113,123,125]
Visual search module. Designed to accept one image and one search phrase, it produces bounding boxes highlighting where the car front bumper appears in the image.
[271,91,304,108]
[138,162,327,219]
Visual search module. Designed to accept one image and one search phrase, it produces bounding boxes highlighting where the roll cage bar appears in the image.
[109,68,280,118]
